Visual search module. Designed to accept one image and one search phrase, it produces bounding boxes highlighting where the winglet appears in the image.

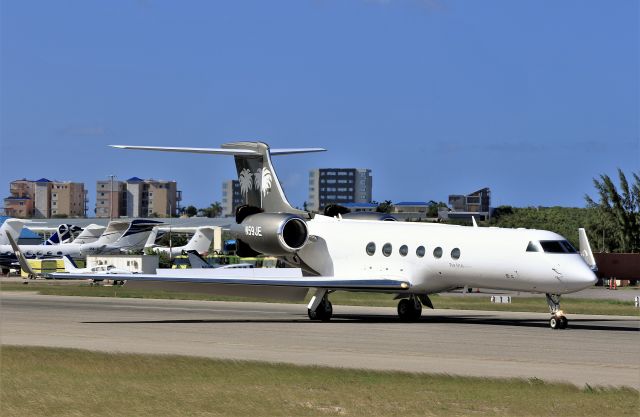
[578,228,597,271]
[472,216,478,228]
[6,233,37,278]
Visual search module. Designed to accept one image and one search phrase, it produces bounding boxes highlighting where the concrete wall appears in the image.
[87,254,159,274]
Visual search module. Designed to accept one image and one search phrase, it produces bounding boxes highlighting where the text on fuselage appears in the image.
[245,225,262,237]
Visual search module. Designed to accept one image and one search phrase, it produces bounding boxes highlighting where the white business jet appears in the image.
[145,226,215,257]
[1,219,160,262]
[50,142,597,329]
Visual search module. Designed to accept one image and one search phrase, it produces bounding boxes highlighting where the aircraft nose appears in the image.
[569,261,598,290]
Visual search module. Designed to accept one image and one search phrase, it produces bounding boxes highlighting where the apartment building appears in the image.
[96,177,181,218]
[308,168,372,212]
[3,179,35,217]
[221,180,243,217]
[95,179,127,218]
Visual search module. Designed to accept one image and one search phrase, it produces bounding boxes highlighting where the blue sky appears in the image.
[1,0,638,213]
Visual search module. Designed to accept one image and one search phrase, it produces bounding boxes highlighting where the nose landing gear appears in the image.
[546,293,568,329]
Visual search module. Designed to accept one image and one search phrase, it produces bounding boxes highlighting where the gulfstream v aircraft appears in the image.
[50,142,597,329]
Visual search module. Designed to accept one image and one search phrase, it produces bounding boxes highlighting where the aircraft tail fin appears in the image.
[144,226,160,250]
[6,233,37,278]
[114,220,163,251]
[578,228,597,271]
[0,218,26,246]
[62,255,79,272]
[95,221,130,245]
[46,224,81,245]
[72,224,106,245]
[186,250,213,268]
[110,142,325,215]
[223,142,311,215]
[183,227,215,254]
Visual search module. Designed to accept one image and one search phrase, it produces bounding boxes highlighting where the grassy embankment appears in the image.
[2,346,638,417]
[1,280,638,316]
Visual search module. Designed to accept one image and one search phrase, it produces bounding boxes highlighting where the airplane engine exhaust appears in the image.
[231,213,309,256]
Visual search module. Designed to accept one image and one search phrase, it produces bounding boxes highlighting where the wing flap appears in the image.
[47,268,410,291]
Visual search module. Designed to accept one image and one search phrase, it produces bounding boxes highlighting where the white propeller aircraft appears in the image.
[49,142,597,329]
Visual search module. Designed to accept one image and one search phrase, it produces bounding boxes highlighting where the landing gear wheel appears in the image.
[397,298,422,321]
[550,315,568,330]
[308,299,333,321]
[559,316,568,329]
[546,294,568,330]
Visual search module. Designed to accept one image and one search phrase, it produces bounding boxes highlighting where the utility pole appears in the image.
[109,174,116,222]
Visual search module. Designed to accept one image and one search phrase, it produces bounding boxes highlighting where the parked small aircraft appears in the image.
[145,226,215,257]
[0,219,161,268]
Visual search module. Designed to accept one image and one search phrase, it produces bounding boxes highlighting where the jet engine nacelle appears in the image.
[230,213,309,256]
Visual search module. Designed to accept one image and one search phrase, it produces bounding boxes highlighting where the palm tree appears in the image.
[210,202,223,218]
[376,200,394,214]
[585,169,640,253]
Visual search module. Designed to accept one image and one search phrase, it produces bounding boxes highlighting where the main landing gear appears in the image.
[397,296,422,321]
[546,293,568,330]
[308,289,333,321]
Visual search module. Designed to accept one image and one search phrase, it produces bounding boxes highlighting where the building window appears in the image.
[433,247,443,259]
[382,243,392,257]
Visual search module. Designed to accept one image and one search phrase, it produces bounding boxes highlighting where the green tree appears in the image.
[184,205,198,217]
[490,206,599,249]
[585,169,640,253]
[200,202,223,218]
[427,201,449,218]
[156,232,188,248]
[376,200,394,214]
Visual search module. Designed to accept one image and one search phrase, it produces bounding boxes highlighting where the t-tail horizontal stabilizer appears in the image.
[111,141,326,215]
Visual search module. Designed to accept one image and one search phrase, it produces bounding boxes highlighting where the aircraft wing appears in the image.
[47,268,410,291]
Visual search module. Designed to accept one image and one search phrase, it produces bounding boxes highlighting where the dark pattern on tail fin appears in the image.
[222,142,308,216]
[46,224,80,245]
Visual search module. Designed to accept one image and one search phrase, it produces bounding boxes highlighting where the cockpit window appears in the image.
[540,240,576,254]
[560,240,577,253]
[526,241,540,252]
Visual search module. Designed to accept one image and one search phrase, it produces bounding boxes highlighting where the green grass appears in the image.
[2,280,638,316]
[1,346,637,417]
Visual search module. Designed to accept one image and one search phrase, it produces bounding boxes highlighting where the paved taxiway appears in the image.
[2,292,638,388]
